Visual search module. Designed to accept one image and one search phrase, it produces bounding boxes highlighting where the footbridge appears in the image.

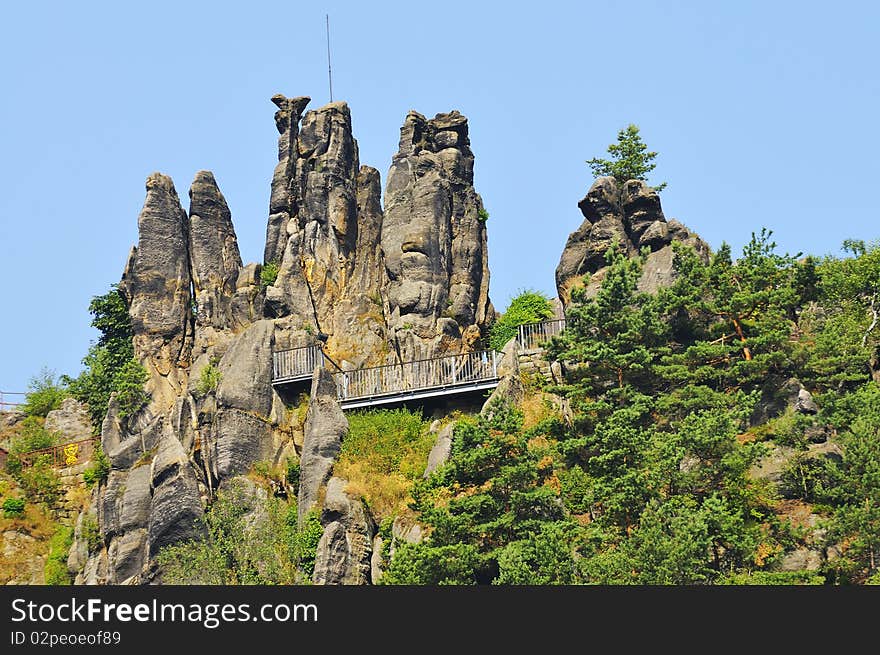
[271,318,567,410]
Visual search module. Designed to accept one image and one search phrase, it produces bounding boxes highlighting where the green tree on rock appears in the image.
[586,123,667,191]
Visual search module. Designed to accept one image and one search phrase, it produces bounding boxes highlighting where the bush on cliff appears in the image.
[488,289,554,351]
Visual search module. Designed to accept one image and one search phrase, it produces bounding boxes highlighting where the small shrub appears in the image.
[2,497,25,518]
[477,207,490,222]
[286,459,300,488]
[5,417,57,476]
[115,359,149,421]
[80,514,102,552]
[44,526,73,585]
[291,508,323,577]
[82,443,110,487]
[196,362,222,396]
[489,289,555,351]
[19,458,61,506]
[22,368,67,418]
[261,261,280,288]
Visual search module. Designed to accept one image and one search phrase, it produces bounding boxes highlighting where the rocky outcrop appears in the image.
[298,368,348,525]
[481,338,523,417]
[121,173,194,404]
[75,94,501,586]
[264,94,311,267]
[188,171,242,335]
[210,320,278,479]
[751,377,819,426]
[382,110,492,361]
[264,100,359,323]
[312,477,375,585]
[424,422,455,477]
[45,398,93,443]
[555,177,709,306]
[263,97,389,369]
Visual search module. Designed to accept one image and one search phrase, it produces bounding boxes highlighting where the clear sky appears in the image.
[1,1,878,395]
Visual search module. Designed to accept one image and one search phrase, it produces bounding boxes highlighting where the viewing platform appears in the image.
[271,318,567,410]
[272,345,325,384]
[272,346,502,410]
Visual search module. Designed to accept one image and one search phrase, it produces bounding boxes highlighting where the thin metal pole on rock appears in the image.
[326,14,333,103]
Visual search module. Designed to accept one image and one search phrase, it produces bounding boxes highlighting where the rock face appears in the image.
[188,171,243,334]
[382,110,492,361]
[312,477,375,585]
[211,320,278,479]
[298,368,348,525]
[45,398,93,443]
[263,97,389,369]
[121,173,194,402]
[555,177,709,306]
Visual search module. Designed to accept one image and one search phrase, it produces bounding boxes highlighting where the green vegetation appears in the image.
[586,123,667,191]
[2,497,25,518]
[384,233,880,585]
[113,359,149,422]
[82,443,110,488]
[64,285,146,430]
[80,513,102,553]
[4,417,57,477]
[489,289,554,351]
[477,207,490,222]
[157,479,320,584]
[260,261,280,288]
[196,361,222,396]
[44,525,73,585]
[334,408,434,520]
[22,368,67,418]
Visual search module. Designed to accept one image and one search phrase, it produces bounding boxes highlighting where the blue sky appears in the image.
[1,1,878,394]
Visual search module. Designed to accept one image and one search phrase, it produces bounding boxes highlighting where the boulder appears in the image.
[147,428,204,558]
[424,423,455,477]
[45,398,93,443]
[481,338,524,416]
[312,477,374,585]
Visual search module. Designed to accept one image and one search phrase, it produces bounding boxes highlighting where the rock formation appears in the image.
[382,110,493,361]
[121,173,194,405]
[188,170,243,337]
[74,95,499,584]
[555,177,709,306]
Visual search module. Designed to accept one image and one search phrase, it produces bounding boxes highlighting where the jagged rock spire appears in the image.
[382,110,492,360]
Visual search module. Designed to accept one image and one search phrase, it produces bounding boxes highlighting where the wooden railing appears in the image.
[272,344,325,383]
[18,438,97,469]
[517,318,566,351]
[335,350,500,403]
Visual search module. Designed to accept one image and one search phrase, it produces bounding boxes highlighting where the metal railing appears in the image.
[18,438,97,469]
[335,350,500,403]
[272,344,325,383]
[517,318,566,351]
[0,391,25,410]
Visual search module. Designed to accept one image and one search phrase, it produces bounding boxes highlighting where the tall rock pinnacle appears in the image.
[121,172,193,399]
[188,170,242,334]
[382,110,492,361]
